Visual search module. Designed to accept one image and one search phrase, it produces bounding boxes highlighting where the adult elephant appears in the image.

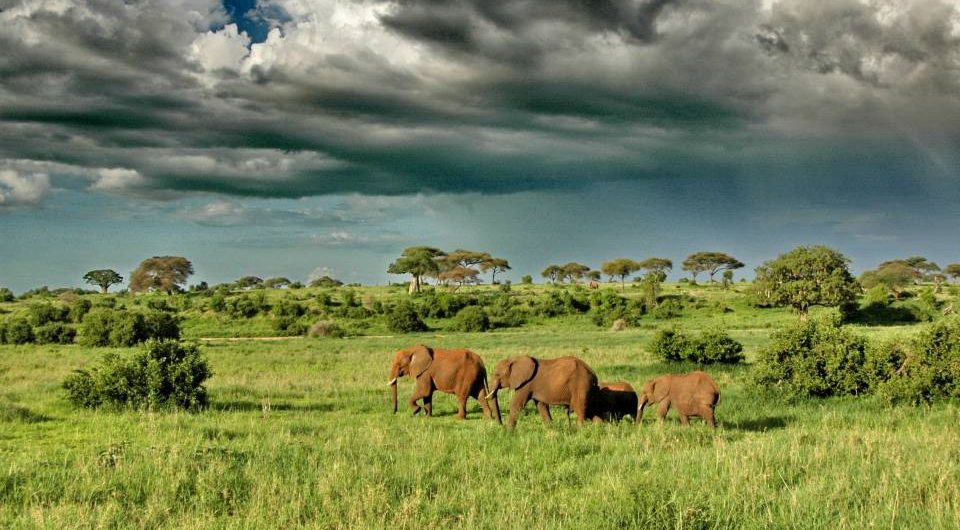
[387,344,500,423]
[486,355,598,428]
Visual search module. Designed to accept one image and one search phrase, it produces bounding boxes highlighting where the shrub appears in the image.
[272,299,305,319]
[650,328,744,364]
[68,299,93,323]
[33,322,77,344]
[308,319,346,338]
[78,309,179,347]
[143,311,181,341]
[749,313,870,399]
[63,340,211,410]
[0,288,14,302]
[385,302,427,333]
[649,298,683,319]
[589,290,644,326]
[1,317,34,344]
[521,275,533,285]
[26,303,69,327]
[451,306,490,332]
[209,292,227,312]
[417,291,473,318]
[869,316,960,404]
[273,316,309,336]
[226,293,269,318]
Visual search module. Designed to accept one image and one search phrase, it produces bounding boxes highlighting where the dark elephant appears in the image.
[487,355,598,428]
[637,371,720,427]
[586,381,639,422]
[388,344,500,423]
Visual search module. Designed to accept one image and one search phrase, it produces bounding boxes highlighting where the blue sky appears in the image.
[1,0,959,292]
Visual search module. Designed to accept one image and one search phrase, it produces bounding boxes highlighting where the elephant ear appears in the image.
[409,345,434,378]
[508,356,537,389]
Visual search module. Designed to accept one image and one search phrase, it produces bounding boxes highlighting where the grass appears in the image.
[2,319,960,529]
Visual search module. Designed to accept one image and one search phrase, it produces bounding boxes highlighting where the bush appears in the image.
[589,290,644,326]
[68,299,93,323]
[226,293,269,318]
[273,316,309,336]
[308,319,346,338]
[63,340,211,410]
[1,317,34,344]
[143,311,181,341]
[650,327,744,364]
[869,316,960,404]
[26,303,69,327]
[0,288,14,302]
[33,322,77,344]
[749,313,869,399]
[385,302,427,333]
[272,299,305,319]
[78,309,179,347]
[451,306,490,332]
[521,275,533,285]
[417,291,473,318]
[649,298,683,319]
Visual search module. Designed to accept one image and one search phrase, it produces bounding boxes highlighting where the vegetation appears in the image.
[753,245,860,319]
[682,251,744,283]
[600,258,641,291]
[129,256,194,294]
[82,269,124,293]
[649,327,744,364]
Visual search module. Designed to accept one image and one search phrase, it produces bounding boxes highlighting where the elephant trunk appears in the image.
[389,362,400,413]
[636,395,648,424]
[487,382,502,425]
[485,380,500,401]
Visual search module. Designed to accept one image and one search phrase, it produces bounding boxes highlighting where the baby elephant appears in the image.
[637,371,719,428]
[585,381,639,423]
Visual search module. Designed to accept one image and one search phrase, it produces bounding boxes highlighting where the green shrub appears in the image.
[272,316,309,336]
[272,299,305,319]
[749,313,870,399]
[143,311,181,341]
[650,328,744,364]
[417,291,473,318]
[589,290,644,326]
[78,309,179,347]
[521,275,533,285]
[209,292,227,312]
[308,319,346,338]
[451,306,490,332]
[63,340,211,410]
[385,302,427,333]
[226,293,269,318]
[649,298,683,319]
[26,303,69,326]
[1,317,34,344]
[869,316,960,404]
[33,322,77,344]
[68,299,93,323]
[0,288,14,302]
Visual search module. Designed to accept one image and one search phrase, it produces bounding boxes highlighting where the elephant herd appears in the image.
[387,344,720,429]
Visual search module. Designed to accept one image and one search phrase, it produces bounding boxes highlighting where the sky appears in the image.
[1,0,959,292]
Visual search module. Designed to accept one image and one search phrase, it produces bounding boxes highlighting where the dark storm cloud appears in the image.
[0,0,958,205]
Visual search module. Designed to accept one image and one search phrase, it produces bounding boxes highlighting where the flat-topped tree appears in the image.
[601,258,641,292]
[638,257,672,276]
[82,269,123,293]
[586,270,601,281]
[682,252,744,283]
[753,245,859,320]
[945,264,960,284]
[480,257,510,284]
[235,276,263,289]
[541,265,564,284]
[861,262,915,299]
[880,257,940,284]
[263,277,291,289]
[388,246,445,294]
[438,265,480,291]
[129,256,193,294]
[562,262,591,283]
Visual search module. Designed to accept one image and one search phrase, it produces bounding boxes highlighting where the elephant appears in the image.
[486,355,598,428]
[637,371,720,427]
[586,381,639,422]
[387,344,500,423]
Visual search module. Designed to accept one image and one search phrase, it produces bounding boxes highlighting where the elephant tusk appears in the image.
[485,391,495,400]
[387,378,398,386]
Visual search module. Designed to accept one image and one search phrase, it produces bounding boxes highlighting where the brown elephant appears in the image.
[586,381,639,422]
[487,355,598,428]
[637,371,719,427]
[387,344,500,423]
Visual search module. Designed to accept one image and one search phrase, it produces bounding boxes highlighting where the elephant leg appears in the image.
[473,386,492,420]
[679,413,689,425]
[507,389,532,429]
[409,376,433,416]
[423,394,433,417]
[536,401,553,424]
[572,394,589,426]
[656,400,671,423]
[701,405,716,428]
[456,391,469,420]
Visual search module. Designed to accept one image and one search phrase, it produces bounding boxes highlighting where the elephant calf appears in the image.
[586,381,639,423]
[487,355,598,428]
[637,371,720,427]
[387,344,500,423]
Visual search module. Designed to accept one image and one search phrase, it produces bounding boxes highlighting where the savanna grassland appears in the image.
[1,282,959,529]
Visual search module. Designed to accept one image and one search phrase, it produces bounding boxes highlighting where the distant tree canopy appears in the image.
[879,256,940,284]
[638,258,673,276]
[388,246,445,294]
[235,276,263,289]
[309,276,343,288]
[945,264,960,283]
[586,270,602,281]
[682,252,744,283]
[541,264,564,283]
[480,257,511,284]
[263,277,292,289]
[387,246,509,294]
[82,269,123,293]
[601,258,641,291]
[753,246,859,319]
[129,256,193,294]
[438,265,480,290]
[860,262,915,299]
[562,262,591,283]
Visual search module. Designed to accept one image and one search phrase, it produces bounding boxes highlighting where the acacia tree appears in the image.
[562,262,591,283]
[438,265,480,291]
[683,252,744,283]
[753,246,859,320]
[601,258,641,292]
[880,257,940,285]
[945,264,960,284]
[860,262,915,299]
[263,277,292,289]
[481,257,511,284]
[586,270,601,281]
[387,246,445,294]
[541,265,565,283]
[235,276,263,289]
[129,256,194,294]
[82,269,123,293]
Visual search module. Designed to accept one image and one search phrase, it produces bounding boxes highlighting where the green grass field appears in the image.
[2,284,959,528]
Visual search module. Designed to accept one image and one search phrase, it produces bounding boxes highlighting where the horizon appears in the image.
[2,1,959,293]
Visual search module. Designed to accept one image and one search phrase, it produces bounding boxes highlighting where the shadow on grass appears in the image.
[208,400,335,413]
[726,415,792,432]
[0,401,54,423]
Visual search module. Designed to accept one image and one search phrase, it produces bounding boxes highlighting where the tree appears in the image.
[309,276,343,288]
[235,276,263,289]
[82,269,123,294]
[438,265,480,290]
[263,277,292,289]
[129,257,193,294]
[945,264,960,284]
[601,258,641,292]
[586,270,601,281]
[880,257,940,284]
[638,258,673,276]
[387,246,445,294]
[541,265,564,284]
[721,270,734,289]
[753,246,859,320]
[562,262,591,283]
[682,252,744,283]
[480,257,511,284]
[860,262,915,299]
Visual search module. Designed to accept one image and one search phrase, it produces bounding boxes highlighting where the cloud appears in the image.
[0,0,957,205]
[0,169,51,207]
